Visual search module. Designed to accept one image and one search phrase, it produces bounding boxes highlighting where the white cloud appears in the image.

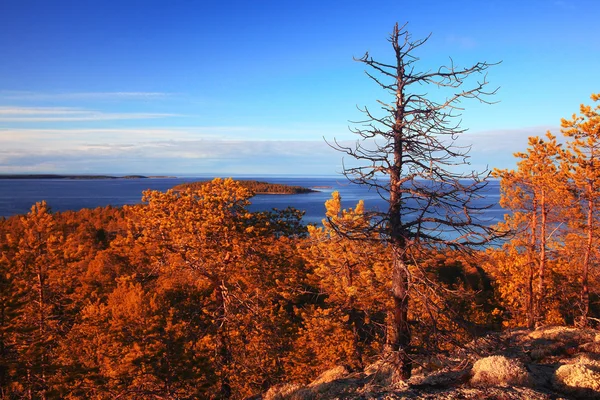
[455,125,563,171]
[0,126,334,152]
[0,107,90,115]
[0,91,171,101]
[0,124,557,175]
[0,106,178,122]
[460,125,561,151]
[0,133,341,175]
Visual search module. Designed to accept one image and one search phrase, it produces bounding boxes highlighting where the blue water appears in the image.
[0,177,504,226]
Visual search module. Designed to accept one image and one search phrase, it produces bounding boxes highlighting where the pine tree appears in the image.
[493,134,571,327]
[9,202,65,399]
[561,93,600,326]
[126,178,307,398]
[302,192,389,371]
[330,23,498,379]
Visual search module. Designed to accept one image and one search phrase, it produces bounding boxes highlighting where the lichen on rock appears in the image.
[470,355,532,387]
[553,355,600,399]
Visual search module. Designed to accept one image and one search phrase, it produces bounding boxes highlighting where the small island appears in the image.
[172,180,318,195]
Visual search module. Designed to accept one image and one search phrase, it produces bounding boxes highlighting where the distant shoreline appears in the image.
[0,174,177,180]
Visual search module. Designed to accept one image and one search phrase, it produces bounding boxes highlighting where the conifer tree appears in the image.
[331,23,498,379]
[493,133,571,327]
[126,178,307,398]
[561,93,600,326]
[302,192,389,371]
[9,202,65,399]
[0,219,27,395]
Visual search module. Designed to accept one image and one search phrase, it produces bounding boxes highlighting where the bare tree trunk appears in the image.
[387,27,412,380]
[346,267,364,370]
[348,307,364,370]
[537,190,548,327]
[389,120,411,378]
[580,190,593,327]
[527,263,535,329]
[527,197,538,329]
[36,268,47,400]
[27,369,32,400]
[389,253,412,380]
[214,280,232,399]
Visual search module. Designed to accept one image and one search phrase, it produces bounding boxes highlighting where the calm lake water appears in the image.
[0,177,505,225]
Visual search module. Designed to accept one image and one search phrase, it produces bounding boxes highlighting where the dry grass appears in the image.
[470,356,531,387]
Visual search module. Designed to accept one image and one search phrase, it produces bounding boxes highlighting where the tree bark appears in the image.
[389,254,412,380]
[348,307,364,370]
[537,190,547,327]
[387,24,412,380]
[36,268,47,400]
[214,280,232,399]
[527,197,538,329]
[580,187,593,327]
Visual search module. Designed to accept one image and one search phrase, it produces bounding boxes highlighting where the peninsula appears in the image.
[172,180,318,194]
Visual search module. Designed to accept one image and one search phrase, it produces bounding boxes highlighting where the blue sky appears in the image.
[0,0,598,176]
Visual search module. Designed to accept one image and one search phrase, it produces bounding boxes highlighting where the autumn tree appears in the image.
[130,179,251,398]
[124,178,307,398]
[7,202,66,399]
[58,275,216,399]
[331,23,498,379]
[301,192,389,373]
[0,217,27,395]
[561,93,600,326]
[0,181,312,398]
[493,133,571,327]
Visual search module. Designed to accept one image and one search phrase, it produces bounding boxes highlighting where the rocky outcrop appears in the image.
[261,326,600,400]
[553,355,600,399]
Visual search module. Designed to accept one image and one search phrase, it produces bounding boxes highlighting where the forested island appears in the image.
[173,179,318,194]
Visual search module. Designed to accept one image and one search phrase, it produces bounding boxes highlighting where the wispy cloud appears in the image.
[454,125,562,171]
[0,106,178,122]
[461,125,561,152]
[0,127,295,144]
[0,124,548,175]
[0,129,341,174]
[0,91,171,101]
[0,126,337,153]
[0,107,90,115]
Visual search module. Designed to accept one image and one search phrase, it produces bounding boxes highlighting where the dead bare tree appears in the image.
[330,23,500,380]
